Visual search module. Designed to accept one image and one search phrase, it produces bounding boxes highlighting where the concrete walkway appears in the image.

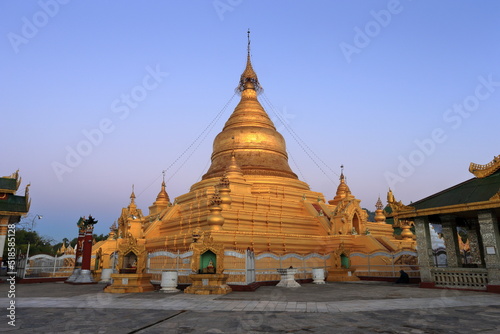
[1,281,499,333]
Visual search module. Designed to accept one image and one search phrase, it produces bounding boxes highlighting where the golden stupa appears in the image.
[93,34,416,291]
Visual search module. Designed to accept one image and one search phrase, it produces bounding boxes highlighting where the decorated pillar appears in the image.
[465,221,483,266]
[477,210,500,290]
[73,215,98,284]
[414,216,434,285]
[440,215,462,267]
[65,217,86,283]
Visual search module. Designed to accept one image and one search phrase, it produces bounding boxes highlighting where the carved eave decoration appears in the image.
[489,189,500,202]
[333,242,351,257]
[189,230,225,274]
[387,189,414,215]
[25,183,31,212]
[469,155,500,178]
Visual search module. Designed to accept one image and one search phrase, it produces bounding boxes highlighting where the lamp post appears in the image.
[22,214,42,231]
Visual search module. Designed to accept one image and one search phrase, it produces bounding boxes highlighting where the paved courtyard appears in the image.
[1,281,500,333]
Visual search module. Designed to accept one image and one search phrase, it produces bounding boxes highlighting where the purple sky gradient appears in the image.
[2,1,499,242]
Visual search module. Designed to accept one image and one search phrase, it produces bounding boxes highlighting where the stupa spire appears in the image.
[128,184,138,213]
[374,196,386,223]
[201,31,300,182]
[329,166,353,205]
[154,171,170,205]
[237,29,262,94]
[130,185,136,204]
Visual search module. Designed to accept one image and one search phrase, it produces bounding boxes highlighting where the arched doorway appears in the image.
[340,254,350,269]
[352,213,360,234]
[200,250,216,273]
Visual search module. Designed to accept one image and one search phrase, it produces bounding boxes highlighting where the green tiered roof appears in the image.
[412,170,500,210]
[0,171,29,215]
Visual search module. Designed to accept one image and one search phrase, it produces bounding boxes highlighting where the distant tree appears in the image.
[93,233,107,242]
[69,237,78,247]
[6,229,56,258]
[363,209,375,222]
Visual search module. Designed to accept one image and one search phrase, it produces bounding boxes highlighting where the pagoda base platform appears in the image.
[104,273,154,293]
[184,274,232,295]
[326,268,360,282]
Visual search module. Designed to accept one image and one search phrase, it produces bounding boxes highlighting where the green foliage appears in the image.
[363,208,375,222]
[5,216,106,259]
[4,229,56,259]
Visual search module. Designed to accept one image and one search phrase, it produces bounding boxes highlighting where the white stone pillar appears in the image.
[478,210,500,287]
[160,270,180,293]
[312,268,325,284]
[276,268,300,288]
[0,217,9,263]
[100,268,113,283]
[414,217,434,284]
[440,215,462,267]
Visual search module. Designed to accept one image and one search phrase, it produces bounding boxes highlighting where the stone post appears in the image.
[440,215,462,267]
[465,221,483,266]
[414,216,434,286]
[477,210,500,291]
[0,217,9,264]
[74,224,96,284]
[65,225,85,283]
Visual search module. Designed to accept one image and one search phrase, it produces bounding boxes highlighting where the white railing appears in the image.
[351,251,420,277]
[146,249,330,284]
[16,254,75,279]
[432,267,488,290]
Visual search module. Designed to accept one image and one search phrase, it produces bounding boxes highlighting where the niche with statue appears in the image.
[185,229,231,295]
[120,251,138,273]
[104,235,154,293]
[199,250,216,274]
[327,242,359,282]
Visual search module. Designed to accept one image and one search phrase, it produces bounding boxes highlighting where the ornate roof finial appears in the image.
[237,29,262,94]
[130,184,136,202]
[340,165,344,180]
[247,28,251,55]
[155,171,170,204]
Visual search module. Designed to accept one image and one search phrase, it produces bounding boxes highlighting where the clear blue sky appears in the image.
[2,1,499,243]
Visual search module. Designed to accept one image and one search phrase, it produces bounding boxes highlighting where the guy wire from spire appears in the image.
[287,149,308,184]
[137,92,237,198]
[260,93,339,185]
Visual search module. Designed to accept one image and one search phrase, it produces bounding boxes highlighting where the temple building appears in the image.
[388,155,500,292]
[0,171,30,264]
[93,36,416,290]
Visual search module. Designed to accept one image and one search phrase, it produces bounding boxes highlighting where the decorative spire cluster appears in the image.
[329,166,354,205]
[207,187,225,231]
[236,29,262,94]
[374,197,386,223]
[217,172,231,209]
[154,171,171,205]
